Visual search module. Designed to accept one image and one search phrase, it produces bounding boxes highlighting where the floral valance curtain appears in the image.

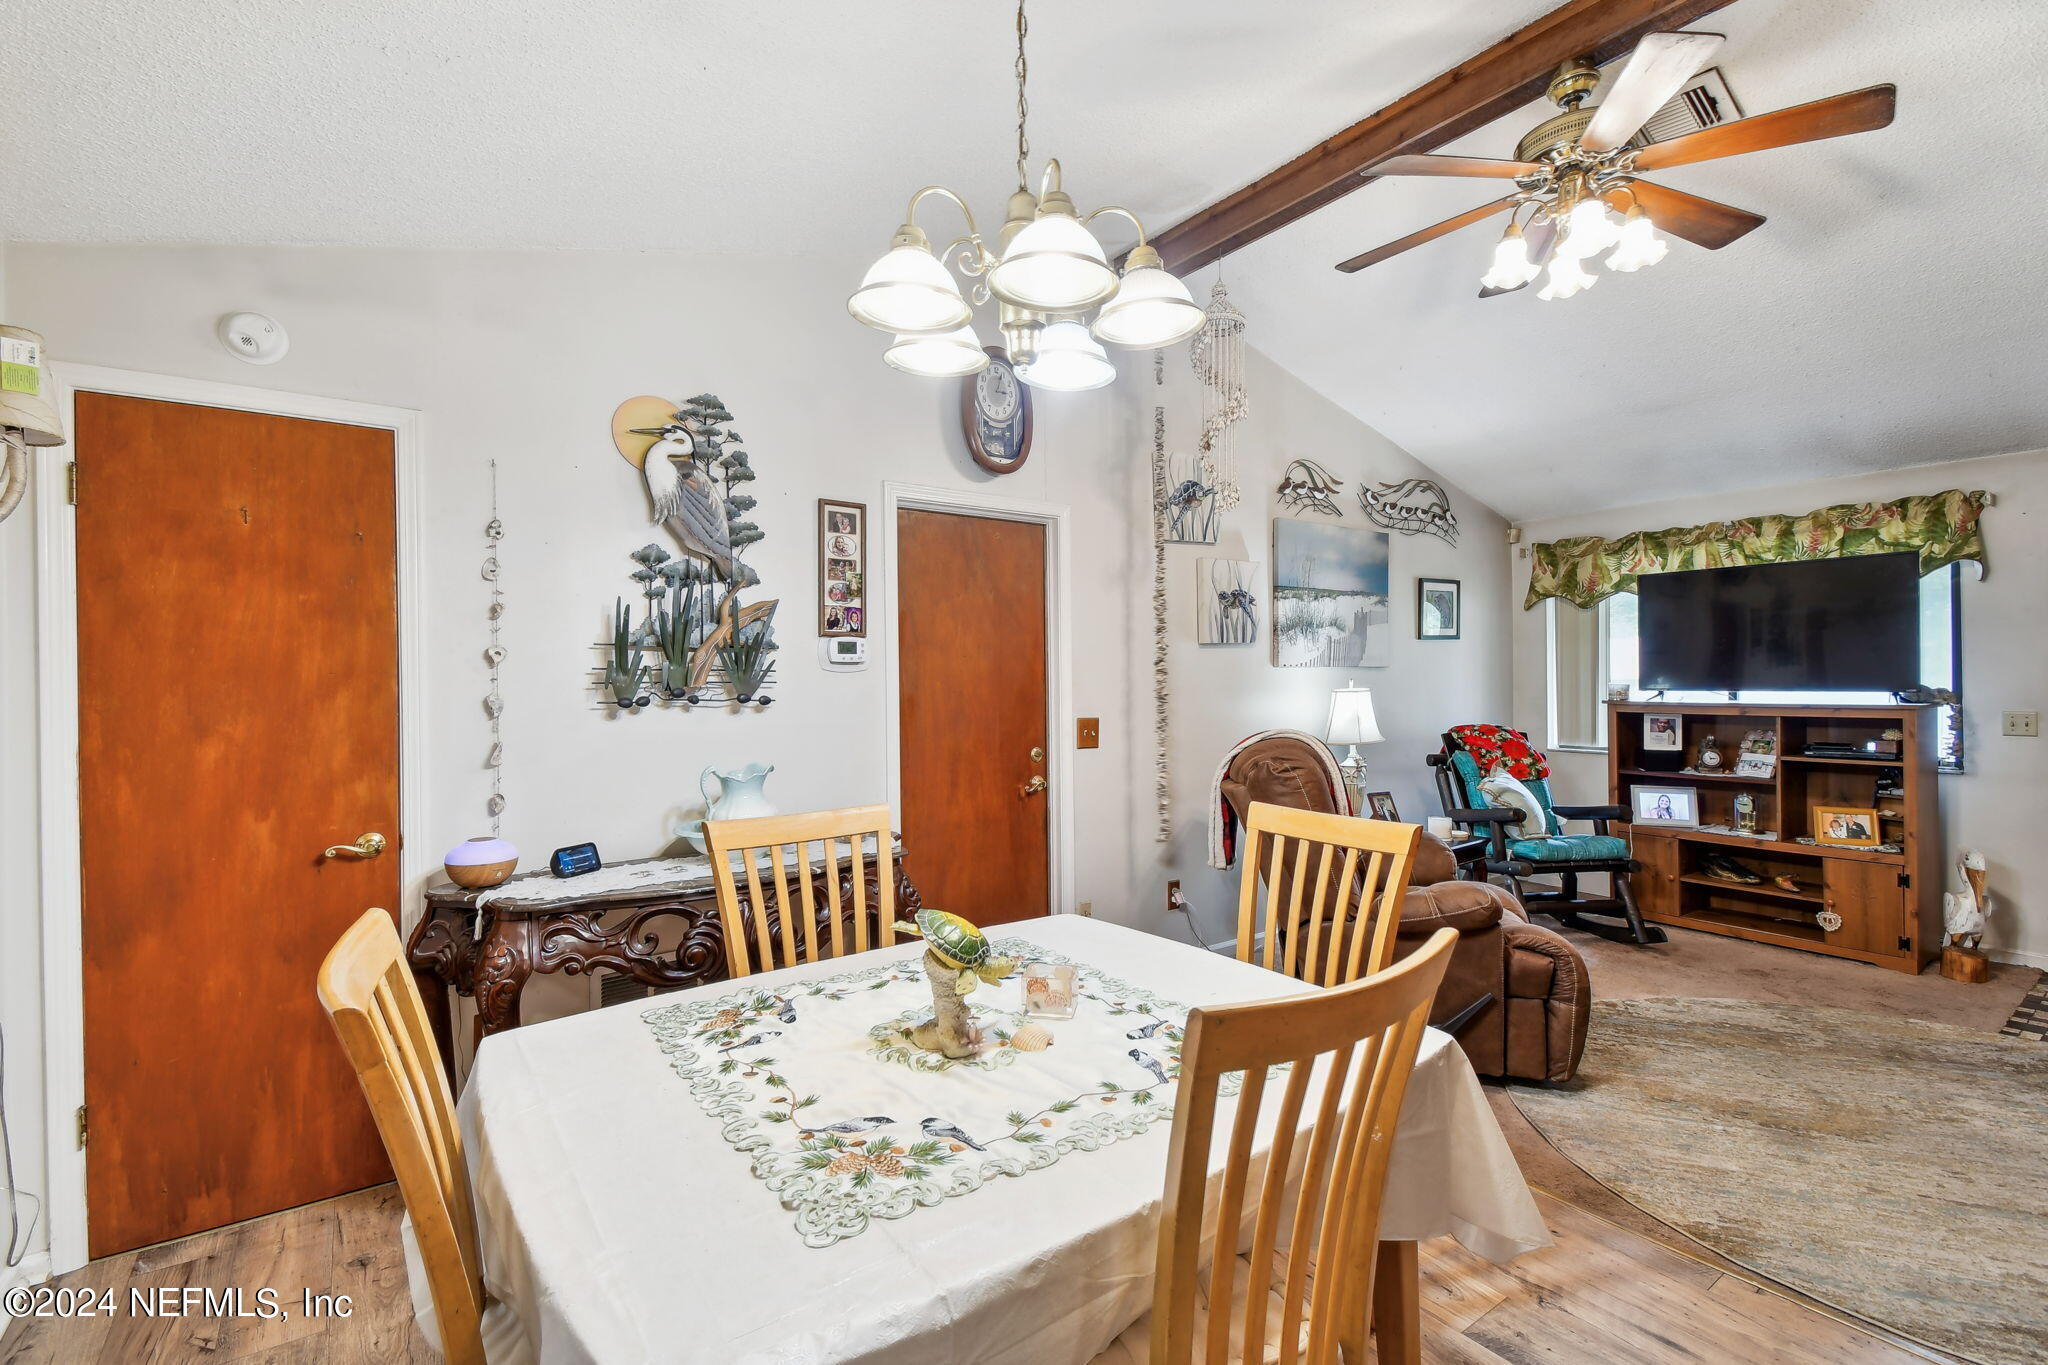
[1524,488,1989,610]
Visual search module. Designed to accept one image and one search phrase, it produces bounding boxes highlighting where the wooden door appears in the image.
[76,393,400,1256]
[896,509,1049,924]
[1629,833,1679,920]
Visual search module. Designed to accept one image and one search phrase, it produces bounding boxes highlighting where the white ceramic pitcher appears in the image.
[675,762,776,853]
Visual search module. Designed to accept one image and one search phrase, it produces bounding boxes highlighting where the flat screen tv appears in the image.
[1637,553,1921,692]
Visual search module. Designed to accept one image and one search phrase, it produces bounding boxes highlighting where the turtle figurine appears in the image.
[893,909,1016,1060]
[893,909,1015,997]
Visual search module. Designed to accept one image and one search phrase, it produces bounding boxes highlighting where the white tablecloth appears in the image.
[417,915,1547,1364]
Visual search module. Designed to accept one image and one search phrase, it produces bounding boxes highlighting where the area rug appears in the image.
[1511,997,2048,1365]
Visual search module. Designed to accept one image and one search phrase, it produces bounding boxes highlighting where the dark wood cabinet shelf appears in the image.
[1608,702,1939,974]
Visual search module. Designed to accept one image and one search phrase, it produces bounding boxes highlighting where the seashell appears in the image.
[481,557,499,581]
[486,793,506,817]
[483,694,504,718]
[1011,1022,1054,1052]
[485,742,502,769]
[485,518,504,541]
[484,645,506,667]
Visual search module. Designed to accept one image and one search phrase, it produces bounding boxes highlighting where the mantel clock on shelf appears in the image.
[1696,733,1724,773]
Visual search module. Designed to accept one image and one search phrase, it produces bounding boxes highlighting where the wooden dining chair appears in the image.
[317,909,487,1365]
[1235,800,1423,988]
[1099,927,1458,1365]
[704,804,899,979]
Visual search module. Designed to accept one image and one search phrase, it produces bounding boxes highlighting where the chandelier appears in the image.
[847,1,1203,389]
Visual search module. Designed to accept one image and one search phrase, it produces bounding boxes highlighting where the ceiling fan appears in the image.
[1335,32,1896,299]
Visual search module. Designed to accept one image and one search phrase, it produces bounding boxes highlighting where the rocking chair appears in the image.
[1428,724,1665,946]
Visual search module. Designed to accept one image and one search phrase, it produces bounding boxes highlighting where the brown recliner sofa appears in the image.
[1219,735,1589,1083]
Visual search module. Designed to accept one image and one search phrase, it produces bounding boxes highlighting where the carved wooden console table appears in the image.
[407,841,921,1069]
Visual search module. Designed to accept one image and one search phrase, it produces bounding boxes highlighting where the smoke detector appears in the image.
[216,312,289,365]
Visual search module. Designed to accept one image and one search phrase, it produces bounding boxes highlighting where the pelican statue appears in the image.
[631,421,735,579]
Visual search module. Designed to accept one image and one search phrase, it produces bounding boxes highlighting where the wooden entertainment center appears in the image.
[1608,702,1941,973]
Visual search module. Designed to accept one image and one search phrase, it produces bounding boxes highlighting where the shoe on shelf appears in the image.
[1771,873,1810,893]
[1700,851,1764,884]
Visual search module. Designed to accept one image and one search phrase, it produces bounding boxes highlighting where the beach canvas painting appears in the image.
[1196,558,1259,645]
[1271,519,1390,668]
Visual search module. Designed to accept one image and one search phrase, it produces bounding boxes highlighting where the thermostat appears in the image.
[822,637,868,669]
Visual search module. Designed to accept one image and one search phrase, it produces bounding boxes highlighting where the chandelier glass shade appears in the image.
[1479,222,1543,291]
[1605,205,1669,273]
[1537,253,1599,301]
[847,239,973,335]
[884,326,991,378]
[849,0,1198,388]
[1554,197,1622,261]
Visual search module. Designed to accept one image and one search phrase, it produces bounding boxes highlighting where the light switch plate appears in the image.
[1077,717,1100,749]
[2003,710,2040,737]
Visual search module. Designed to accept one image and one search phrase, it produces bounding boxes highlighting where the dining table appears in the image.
[412,913,1550,1364]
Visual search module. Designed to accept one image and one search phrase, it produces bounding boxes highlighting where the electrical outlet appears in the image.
[1076,901,1093,917]
[1166,880,1181,914]
[2004,711,2040,737]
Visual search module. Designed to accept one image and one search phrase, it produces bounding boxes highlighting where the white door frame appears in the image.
[35,364,429,1274]
[879,483,1075,919]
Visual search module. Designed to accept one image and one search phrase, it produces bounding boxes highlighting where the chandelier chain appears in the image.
[1014,0,1029,188]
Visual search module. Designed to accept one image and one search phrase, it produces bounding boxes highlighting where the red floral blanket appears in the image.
[1446,724,1549,781]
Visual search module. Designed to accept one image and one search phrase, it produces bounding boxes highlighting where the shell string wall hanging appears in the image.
[483,459,507,828]
[1188,279,1247,512]
[1149,351,1171,843]
[602,392,777,712]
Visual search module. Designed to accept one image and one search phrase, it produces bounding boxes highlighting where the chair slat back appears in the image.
[705,805,898,979]
[1150,929,1458,1365]
[1235,801,1423,987]
[317,910,485,1365]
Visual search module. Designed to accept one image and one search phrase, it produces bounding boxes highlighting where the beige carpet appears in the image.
[1510,996,2048,1365]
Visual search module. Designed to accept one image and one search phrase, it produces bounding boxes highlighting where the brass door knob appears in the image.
[1021,776,1048,797]
[323,832,387,860]
[1029,746,1045,763]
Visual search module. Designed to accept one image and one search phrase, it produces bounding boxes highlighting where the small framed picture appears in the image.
[1812,805,1882,848]
[1365,791,1400,821]
[1416,577,1461,640]
[1021,962,1079,1020]
[818,499,866,637]
[1631,784,1699,828]
[1732,753,1777,779]
[1643,713,1683,751]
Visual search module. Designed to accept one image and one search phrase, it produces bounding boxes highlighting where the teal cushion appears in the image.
[1449,750,1487,805]
[1524,777,1562,836]
[1508,834,1630,864]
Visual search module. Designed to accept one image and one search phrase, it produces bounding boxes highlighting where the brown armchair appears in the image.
[1218,734,1589,1083]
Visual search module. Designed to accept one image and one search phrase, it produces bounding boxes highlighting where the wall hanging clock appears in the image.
[962,347,1033,475]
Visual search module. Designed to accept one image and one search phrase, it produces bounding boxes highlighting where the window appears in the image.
[1549,566,1963,766]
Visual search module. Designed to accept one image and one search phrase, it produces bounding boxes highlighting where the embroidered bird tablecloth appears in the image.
[420,915,1548,1365]
[639,939,1241,1247]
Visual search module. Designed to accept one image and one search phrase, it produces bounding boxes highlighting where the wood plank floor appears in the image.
[1,1184,1945,1363]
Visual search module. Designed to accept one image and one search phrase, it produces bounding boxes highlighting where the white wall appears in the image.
[1,241,1500,1269]
[1147,344,1512,947]
[1508,447,2048,966]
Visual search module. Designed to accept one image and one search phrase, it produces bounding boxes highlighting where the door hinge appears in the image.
[75,1104,88,1149]
[1897,935,1912,952]
[66,461,78,506]
[1897,872,1911,888]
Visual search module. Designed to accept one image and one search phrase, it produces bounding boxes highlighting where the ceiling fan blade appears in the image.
[1620,179,1766,249]
[1335,196,1519,273]
[1479,218,1556,298]
[1579,31,1726,153]
[1370,154,1543,179]
[1631,85,1897,171]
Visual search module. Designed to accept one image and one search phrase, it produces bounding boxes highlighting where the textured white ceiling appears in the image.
[5,2,2043,518]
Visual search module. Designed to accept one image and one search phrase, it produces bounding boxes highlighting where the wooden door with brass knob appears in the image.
[896,509,1050,925]
[75,393,399,1256]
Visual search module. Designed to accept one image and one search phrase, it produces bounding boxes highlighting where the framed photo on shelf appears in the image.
[1365,791,1400,821]
[1812,804,1883,848]
[1416,577,1461,639]
[1630,784,1700,828]
[1643,713,1683,751]
[818,499,867,637]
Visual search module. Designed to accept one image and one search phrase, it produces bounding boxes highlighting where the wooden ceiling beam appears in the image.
[1147,0,1739,275]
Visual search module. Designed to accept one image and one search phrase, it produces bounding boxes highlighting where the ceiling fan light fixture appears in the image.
[1605,206,1669,273]
[1537,255,1598,301]
[1554,198,1622,262]
[884,325,992,378]
[1479,221,1544,291]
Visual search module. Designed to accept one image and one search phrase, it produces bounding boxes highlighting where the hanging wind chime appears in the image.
[1149,352,1171,843]
[483,460,507,830]
[1189,281,1247,512]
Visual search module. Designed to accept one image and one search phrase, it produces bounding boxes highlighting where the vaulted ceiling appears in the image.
[4,1,2042,518]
